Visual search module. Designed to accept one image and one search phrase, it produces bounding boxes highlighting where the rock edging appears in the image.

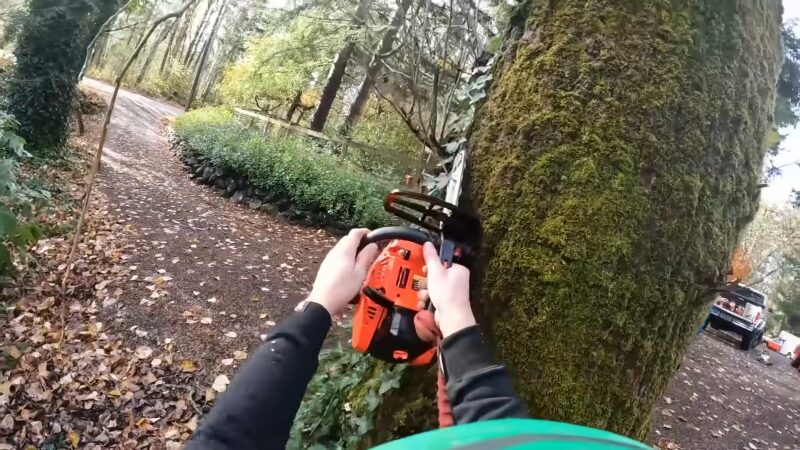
[168,129,349,235]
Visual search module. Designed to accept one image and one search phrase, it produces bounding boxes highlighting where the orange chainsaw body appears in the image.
[352,239,436,366]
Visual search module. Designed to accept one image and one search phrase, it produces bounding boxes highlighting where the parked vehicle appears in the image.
[705,285,769,350]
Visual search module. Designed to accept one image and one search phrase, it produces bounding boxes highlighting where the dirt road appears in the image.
[650,331,800,450]
[80,80,800,449]
[82,78,335,374]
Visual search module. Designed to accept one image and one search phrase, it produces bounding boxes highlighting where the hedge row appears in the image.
[173,107,394,229]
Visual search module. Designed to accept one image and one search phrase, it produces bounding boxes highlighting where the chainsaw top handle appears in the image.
[357,226,437,252]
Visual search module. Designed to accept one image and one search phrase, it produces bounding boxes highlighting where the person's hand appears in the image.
[417,241,476,338]
[308,229,379,316]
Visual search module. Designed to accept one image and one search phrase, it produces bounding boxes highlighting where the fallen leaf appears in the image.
[224,331,237,338]
[221,358,234,366]
[233,350,247,360]
[266,320,276,327]
[180,360,198,372]
[68,430,80,448]
[200,317,212,324]
[212,375,230,393]
[135,346,153,359]
[207,297,217,303]
[7,346,21,359]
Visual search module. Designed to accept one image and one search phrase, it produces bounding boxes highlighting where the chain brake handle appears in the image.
[357,226,437,252]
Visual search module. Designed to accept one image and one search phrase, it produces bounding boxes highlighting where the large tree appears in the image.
[6,0,119,150]
[464,0,782,440]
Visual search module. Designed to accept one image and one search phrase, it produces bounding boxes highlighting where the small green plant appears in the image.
[174,107,395,228]
[0,112,47,282]
[288,342,405,449]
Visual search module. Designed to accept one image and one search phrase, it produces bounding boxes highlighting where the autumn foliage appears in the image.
[730,247,753,282]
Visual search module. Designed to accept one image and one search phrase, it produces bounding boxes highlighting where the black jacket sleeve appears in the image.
[185,302,331,450]
[440,325,528,423]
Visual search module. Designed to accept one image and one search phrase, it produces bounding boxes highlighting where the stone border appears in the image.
[168,129,349,235]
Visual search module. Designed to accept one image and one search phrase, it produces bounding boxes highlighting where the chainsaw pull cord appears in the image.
[413,309,453,428]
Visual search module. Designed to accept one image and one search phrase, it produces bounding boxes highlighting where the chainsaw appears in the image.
[352,189,481,365]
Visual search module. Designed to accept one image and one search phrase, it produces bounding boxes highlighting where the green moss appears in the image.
[466,0,782,440]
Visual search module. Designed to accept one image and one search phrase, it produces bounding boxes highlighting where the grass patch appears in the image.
[174,107,395,228]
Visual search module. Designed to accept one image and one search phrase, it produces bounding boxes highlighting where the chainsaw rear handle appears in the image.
[357,226,437,252]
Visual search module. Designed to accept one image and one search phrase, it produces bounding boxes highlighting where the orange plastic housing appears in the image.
[352,239,435,365]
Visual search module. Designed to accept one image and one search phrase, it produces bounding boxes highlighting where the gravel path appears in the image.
[81,78,336,374]
[650,331,800,450]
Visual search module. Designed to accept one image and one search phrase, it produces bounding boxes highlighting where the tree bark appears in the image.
[464,0,782,440]
[185,1,225,110]
[340,0,411,136]
[309,0,371,131]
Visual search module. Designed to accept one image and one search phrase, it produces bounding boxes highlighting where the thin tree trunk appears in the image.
[159,21,178,75]
[183,0,216,66]
[309,0,371,131]
[341,0,411,135]
[170,0,198,63]
[126,7,154,47]
[75,110,85,135]
[461,0,782,440]
[199,57,225,101]
[91,35,109,70]
[185,1,225,110]
[286,89,303,122]
[135,22,174,85]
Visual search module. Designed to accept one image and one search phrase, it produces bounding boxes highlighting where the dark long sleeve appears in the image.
[185,302,332,450]
[440,325,528,424]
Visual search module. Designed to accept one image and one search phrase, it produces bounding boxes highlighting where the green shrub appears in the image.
[174,107,395,228]
[0,112,47,282]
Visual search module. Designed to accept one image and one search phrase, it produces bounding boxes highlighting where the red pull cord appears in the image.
[414,309,453,428]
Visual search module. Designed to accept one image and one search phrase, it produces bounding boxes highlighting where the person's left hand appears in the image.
[308,228,379,316]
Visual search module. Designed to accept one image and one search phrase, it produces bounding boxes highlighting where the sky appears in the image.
[763,1,800,206]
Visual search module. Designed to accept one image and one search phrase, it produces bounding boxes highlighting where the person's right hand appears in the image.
[418,241,476,338]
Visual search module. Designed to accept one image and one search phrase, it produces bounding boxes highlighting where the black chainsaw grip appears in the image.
[358,226,433,252]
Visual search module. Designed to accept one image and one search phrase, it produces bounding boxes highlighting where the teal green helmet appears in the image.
[374,419,651,449]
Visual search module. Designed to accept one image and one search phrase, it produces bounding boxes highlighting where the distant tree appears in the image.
[185,0,226,109]
[340,0,411,136]
[776,23,800,127]
[219,17,342,115]
[309,0,371,131]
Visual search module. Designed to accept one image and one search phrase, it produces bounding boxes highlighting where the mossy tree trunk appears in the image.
[464,0,782,440]
[8,0,119,150]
